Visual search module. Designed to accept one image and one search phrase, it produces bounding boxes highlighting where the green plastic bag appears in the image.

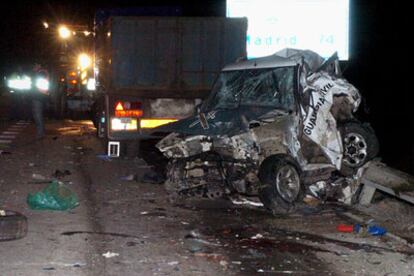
[27,181,79,211]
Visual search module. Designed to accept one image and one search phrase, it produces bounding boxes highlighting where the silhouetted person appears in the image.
[31,64,49,139]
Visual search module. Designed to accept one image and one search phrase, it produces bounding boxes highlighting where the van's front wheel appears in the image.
[259,157,303,215]
[339,122,379,176]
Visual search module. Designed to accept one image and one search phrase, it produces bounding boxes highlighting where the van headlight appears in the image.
[7,75,31,90]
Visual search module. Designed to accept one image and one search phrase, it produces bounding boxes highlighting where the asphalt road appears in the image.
[0,120,413,275]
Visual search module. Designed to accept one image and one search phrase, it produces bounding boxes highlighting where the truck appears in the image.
[92,16,247,157]
[56,66,95,119]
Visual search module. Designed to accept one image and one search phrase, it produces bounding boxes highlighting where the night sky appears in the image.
[0,0,225,72]
[0,1,412,173]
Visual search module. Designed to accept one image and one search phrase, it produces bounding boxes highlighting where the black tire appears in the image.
[0,210,28,241]
[339,122,379,176]
[258,156,304,215]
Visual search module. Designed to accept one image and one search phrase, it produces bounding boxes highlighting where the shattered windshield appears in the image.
[202,67,295,111]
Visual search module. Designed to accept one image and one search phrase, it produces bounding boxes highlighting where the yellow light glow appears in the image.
[111,118,138,131]
[43,22,49,29]
[140,119,177,129]
[58,25,71,39]
[78,53,92,69]
[84,31,91,36]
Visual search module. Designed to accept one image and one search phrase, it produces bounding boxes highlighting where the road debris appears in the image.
[232,261,242,265]
[167,261,179,266]
[32,173,49,181]
[337,224,355,233]
[27,181,79,211]
[219,260,229,267]
[102,251,119,258]
[341,212,413,248]
[337,223,387,236]
[358,224,387,236]
[194,252,226,262]
[96,154,112,161]
[251,233,264,240]
[52,169,71,179]
[184,230,221,253]
[230,196,264,207]
[120,174,137,181]
[303,195,321,207]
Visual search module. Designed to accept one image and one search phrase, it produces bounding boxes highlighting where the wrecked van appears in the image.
[154,48,379,214]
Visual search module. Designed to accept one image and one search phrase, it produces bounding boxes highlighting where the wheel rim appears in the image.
[275,164,300,203]
[343,132,368,167]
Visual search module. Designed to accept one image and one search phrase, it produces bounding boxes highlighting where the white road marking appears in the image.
[9,125,26,129]
[0,122,30,146]
[0,135,15,139]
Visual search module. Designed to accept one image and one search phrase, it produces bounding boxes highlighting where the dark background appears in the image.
[0,1,412,173]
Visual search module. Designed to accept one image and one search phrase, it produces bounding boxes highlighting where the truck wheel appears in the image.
[339,122,379,176]
[0,210,28,241]
[258,157,303,215]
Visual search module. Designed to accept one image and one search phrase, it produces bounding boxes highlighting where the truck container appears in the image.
[93,16,247,156]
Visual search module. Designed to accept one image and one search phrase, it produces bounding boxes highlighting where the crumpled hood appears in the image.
[153,106,282,137]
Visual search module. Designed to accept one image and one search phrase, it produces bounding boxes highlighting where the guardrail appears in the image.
[359,161,414,205]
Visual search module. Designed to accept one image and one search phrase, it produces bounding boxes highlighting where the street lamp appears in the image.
[58,25,71,39]
[78,53,92,70]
